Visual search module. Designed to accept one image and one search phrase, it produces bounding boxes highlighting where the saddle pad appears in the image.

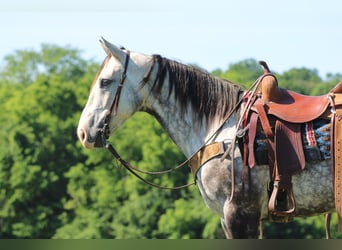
[302,119,331,161]
[254,119,331,165]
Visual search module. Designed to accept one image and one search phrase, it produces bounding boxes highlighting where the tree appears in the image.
[54,112,221,239]
[0,45,95,238]
[212,58,264,88]
[0,44,88,85]
[277,68,322,95]
[1,45,341,239]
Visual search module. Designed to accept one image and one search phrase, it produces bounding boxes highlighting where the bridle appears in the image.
[95,48,256,190]
[99,48,131,142]
[99,49,155,143]
[96,48,196,189]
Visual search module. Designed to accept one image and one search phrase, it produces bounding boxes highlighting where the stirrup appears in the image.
[268,180,296,216]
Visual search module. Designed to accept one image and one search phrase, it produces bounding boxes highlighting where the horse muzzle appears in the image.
[78,127,109,148]
[77,110,111,149]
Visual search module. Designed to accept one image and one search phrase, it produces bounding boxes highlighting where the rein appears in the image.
[99,49,196,190]
[104,143,193,190]
[99,49,262,190]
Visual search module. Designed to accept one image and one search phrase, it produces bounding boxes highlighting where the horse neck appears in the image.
[136,56,242,157]
[140,79,239,158]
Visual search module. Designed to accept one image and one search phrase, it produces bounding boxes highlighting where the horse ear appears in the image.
[99,37,126,62]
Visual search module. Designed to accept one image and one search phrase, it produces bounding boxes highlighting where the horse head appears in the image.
[77,38,153,149]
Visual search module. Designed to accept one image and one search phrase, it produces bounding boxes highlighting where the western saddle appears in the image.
[245,61,342,233]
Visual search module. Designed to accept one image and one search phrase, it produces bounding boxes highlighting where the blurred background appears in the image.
[0,0,341,238]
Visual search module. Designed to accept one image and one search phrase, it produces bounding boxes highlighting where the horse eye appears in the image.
[100,79,113,88]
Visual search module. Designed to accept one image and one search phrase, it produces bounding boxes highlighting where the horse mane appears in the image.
[141,55,243,122]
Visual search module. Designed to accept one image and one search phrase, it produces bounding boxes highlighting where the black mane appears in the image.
[141,55,243,121]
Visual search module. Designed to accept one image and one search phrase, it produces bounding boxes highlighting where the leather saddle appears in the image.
[245,61,342,230]
[255,62,342,123]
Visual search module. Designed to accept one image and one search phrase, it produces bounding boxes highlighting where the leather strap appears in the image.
[254,102,276,170]
[332,109,342,232]
[247,112,258,168]
[252,102,299,217]
[189,142,225,180]
[104,143,195,190]
[254,102,274,140]
[111,50,130,116]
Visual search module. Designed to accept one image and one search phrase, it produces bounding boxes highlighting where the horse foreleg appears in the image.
[221,202,260,239]
[220,218,231,238]
[325,213,331,239]
[259,220,263,239]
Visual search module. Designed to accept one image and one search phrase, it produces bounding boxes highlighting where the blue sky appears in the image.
[1,0,341,78]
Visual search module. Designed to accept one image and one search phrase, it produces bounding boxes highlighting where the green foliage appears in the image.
[0,44,88,85]
[0,45,93,238]
[262,213,342,239]
[0,45,341,239]
[157,194,222,239]
[212,58,263,88]
[277,68,322,95]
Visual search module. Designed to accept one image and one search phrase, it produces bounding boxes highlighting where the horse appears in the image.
[77,38,336,238]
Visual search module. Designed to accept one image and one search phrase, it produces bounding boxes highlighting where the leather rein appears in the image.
[98,48,252,190]
[99,49,196,189]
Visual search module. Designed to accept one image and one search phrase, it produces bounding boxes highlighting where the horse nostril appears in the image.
[77,128,95,149]
[78,128,86,143]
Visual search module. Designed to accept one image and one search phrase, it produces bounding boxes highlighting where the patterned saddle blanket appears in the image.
[254,118,331,165]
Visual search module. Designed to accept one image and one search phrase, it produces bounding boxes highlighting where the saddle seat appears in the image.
[256,71,342,123]
[264,87,330,123]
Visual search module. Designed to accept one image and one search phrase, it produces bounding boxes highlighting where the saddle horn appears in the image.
[259,60,271,74]
[257,60,281,102]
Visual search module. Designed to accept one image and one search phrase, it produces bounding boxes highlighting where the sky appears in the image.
[1,0,341,78]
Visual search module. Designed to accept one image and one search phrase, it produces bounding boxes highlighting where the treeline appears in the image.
[0,45,341,238]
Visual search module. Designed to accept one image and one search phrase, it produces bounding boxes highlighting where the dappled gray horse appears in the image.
[77,38,339,238]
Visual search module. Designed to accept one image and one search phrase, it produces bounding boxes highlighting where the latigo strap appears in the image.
[332,109,342,232]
